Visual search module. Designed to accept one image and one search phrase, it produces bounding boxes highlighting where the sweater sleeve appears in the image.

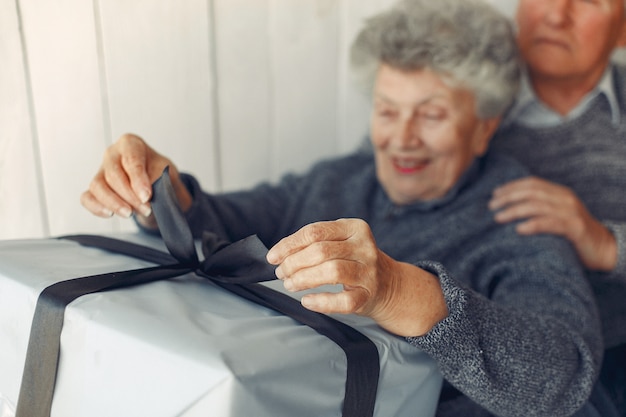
[406,239,603,417]
[179,172,306,246]
[171,151,374,246]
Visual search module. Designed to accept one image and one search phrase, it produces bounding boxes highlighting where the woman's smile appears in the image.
[391,156,429,174]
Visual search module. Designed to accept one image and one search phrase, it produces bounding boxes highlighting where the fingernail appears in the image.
[119,207,132,218]
[283,278,293,291]
[301,296,314,309]
[275,265,284,279]
[102,208,114,217]
[139,204,152,217]
[138,189,151,204]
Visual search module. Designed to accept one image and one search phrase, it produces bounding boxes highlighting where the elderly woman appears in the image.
[81,0,604,416]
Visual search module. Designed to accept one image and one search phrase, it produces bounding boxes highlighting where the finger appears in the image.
[493,198,557,223]
[88,171,135,218]
[300,288,369,315]
[102,162,152,217]
[267,220,354,265]
[515,216,570,237]
[490,177,555,210]
[116,134,153,204]
[282,258,364,292]
[276,240,361,279]
[80,191,114,218]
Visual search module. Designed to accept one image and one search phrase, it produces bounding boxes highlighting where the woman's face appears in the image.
[370,65,499,205]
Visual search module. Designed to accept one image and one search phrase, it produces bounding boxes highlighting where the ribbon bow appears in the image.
[16,168,379,417]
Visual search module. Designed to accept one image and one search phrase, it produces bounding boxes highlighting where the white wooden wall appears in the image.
[0,0,516,240]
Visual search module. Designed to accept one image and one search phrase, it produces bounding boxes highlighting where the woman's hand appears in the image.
[266,218,448,337]
[80,133,192,228]
[490,176,617,271]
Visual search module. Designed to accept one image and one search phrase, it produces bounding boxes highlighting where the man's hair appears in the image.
[350,0,521,119]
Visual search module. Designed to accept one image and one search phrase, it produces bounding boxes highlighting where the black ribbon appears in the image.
[16,167,380,417]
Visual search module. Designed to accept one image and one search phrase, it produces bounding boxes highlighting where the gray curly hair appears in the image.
[350,0,521,119]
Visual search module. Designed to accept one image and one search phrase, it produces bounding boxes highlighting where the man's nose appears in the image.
[544,0,571,27]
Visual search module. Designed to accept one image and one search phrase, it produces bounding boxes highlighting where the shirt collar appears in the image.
[598,66,621,126]
[503,65,620,128]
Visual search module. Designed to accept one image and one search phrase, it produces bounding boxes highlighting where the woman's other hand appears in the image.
[266,218,448,337]
[80,133,192,228]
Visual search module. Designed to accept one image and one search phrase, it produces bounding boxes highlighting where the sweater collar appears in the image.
[381,158,483,213]
[503,65,620,128]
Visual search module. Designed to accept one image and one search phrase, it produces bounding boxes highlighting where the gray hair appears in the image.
[350,0,521,119]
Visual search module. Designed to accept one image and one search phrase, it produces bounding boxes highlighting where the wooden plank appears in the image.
[0,0,45,239]
[213,0,273,192]
[16,0,114,237]
[98,0,218,195]
[268,0,340,181]
[337,0,398,155]
[6,0,528,241]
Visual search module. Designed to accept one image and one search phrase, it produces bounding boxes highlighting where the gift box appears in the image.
[0,232,442,417]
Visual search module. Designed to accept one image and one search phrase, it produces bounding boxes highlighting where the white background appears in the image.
[0,0,518,240]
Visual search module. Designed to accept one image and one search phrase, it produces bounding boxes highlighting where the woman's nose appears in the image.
[395,118,421,148]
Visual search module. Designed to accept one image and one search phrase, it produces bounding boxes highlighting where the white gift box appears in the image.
[0,233,442,417]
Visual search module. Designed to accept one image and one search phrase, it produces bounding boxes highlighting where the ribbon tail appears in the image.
[211,280,380,417]
[151,166,199,265]
[15,264,193,417]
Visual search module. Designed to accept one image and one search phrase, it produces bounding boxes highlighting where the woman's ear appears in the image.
[473,117,501,157]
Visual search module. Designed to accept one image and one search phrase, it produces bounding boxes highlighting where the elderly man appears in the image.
[489,0,626,413]
[83,0,605,415]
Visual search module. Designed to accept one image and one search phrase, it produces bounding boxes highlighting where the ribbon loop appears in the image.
[199,235,277,284]
[153,169,275,284]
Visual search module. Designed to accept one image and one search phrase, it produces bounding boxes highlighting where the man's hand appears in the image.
[266,218,448,337]
[490,176,617,271]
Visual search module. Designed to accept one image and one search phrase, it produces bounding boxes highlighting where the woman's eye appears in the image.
[421,111,445,121]
[377,110,396,119]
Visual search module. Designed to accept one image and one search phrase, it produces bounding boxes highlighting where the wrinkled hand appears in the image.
[80,133,192,227]
[266,218,448,337]
[489,177,617,271]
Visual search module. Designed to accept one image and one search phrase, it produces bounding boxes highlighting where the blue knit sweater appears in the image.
[174,149,601,417]
[491,65,626,350]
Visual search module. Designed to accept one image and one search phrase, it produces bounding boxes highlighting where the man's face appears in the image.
[516,0,626,84]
